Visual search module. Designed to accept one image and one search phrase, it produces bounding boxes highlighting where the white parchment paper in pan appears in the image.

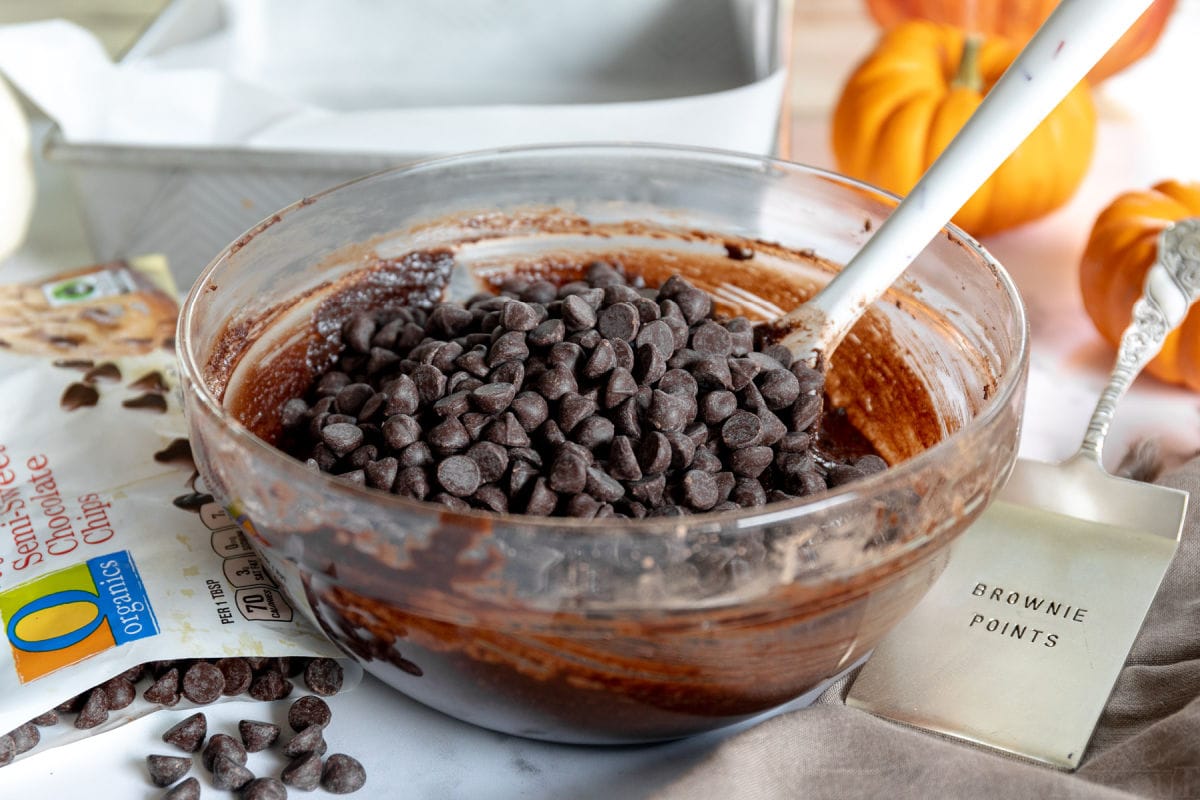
[0,0,788,156]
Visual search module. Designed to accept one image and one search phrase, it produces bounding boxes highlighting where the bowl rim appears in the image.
[177,142,1029,547]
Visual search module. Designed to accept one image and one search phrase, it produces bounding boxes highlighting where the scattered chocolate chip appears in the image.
[211,754,255,791]
[282,751,324,790]
[288,695,333,731]
[241,777,288,800]
[163,712,207,752]
[322,753,367,794]
[122,392,169,413]
[202,732,247,771]
[284,724,328,758]
[164,776,201,800]
[83,361,122,384]
[147,754,192,787]
[60,382,99,410]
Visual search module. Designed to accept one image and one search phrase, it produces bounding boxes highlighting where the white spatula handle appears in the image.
[1080,219,1200,462]
[780,0,1154,365]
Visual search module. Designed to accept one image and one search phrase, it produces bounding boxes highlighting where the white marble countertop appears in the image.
[4,5,1200,798]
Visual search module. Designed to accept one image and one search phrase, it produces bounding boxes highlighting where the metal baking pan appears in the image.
[44,0,794,289]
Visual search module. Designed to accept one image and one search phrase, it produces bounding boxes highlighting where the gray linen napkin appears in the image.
[651,454,1200,800]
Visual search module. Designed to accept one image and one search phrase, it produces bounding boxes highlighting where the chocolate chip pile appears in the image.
[281,263,886,517]
[147,694,366,798]
[0,656,342,768]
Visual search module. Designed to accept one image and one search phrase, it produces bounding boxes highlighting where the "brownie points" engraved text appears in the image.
[965,582,1091,649]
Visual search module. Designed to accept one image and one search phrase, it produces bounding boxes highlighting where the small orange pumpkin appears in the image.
[1080,180,1200,390]
[832,20,1095,237]
[864,0,1177,84]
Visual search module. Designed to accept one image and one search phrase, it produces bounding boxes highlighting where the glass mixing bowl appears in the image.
[177,144,1028,744]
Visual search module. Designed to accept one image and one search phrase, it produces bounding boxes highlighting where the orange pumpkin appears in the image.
[864,0,1177,84]
[831,20,1095,237]
[1080,180,1200,390]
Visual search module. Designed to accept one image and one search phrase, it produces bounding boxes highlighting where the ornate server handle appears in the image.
[1080,218,1200,462]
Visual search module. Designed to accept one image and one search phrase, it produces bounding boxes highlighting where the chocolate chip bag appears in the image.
[0,257,355,761]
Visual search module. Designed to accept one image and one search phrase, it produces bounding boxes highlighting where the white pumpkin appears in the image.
[0,76,34,262]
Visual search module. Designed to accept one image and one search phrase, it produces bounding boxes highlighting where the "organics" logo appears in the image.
[0,550,159,682]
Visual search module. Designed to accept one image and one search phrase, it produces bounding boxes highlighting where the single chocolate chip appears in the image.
[510,391,549,430]
[101,676,136,709]
[596,302,640,341]
[162,712,207,752]
[508,460,540,497]
[674,288,712,325]
[791,392,822,432]
[565,494,601,518]
[604,367,638,409]
[635,344,667,385]
[0,735,12,767]
[524,478,558,515]
[473,484,509,513]
[428,417,470,453]
[334,383,374,416]
[145,670,181,707]
[725,317,754,355]
[321,753,367,794]
[396,469,431,501]
[164,777,201,800]
[30,710,58,726]
[778,431,812,452]
[437,455,482,497]
[682,470,720,511]
[638,432,672,475]
[561,294,597,331]
[202,733,248,771]
[692,355,733,389]
[147,754,193,787]
[411,364,447,405]
[549,452,588,494]
[60,382,99,410]
[489,330,530,366]
[284,723,328,758]
[559,392,597,433]
[472,382,517,414]
[182,661,225,704]
[429,303,474,336]
[455,345,491,378]
[730,446,774,478]
[365,457,400,491]
[321,423,363,457]
[607,435,642,481]
[528,318,566,347]
[383,375,420,415]
[343,314,376,353]
[732,478,767,507]
[289,695,333,731]
[238,719,280,753]
[537,365,577,400]
[721,410,762,449]
[248,671,293,702]
[690,321,733,356]
[8,723,39,755]
[489,360,525,388]
[280,398,309,428]
[500,299,539,331]
[433,391,471,418]
[700,390,738,424]
[728,357,759,390]
[647,390,689,433]
[856,454,888,474]
[466,441,508,483]
[585,467,626,503]
[241,777,288,800]
[628,474,667,506]
[758,369,801,410]
[211,754,255,791]
[398,441,433,468]
[282,751,324,791]
[582,339,617,379]
[664,430,697,470]
[575,416,616,449]
[691,447,724,474]
[482,412,531,447]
